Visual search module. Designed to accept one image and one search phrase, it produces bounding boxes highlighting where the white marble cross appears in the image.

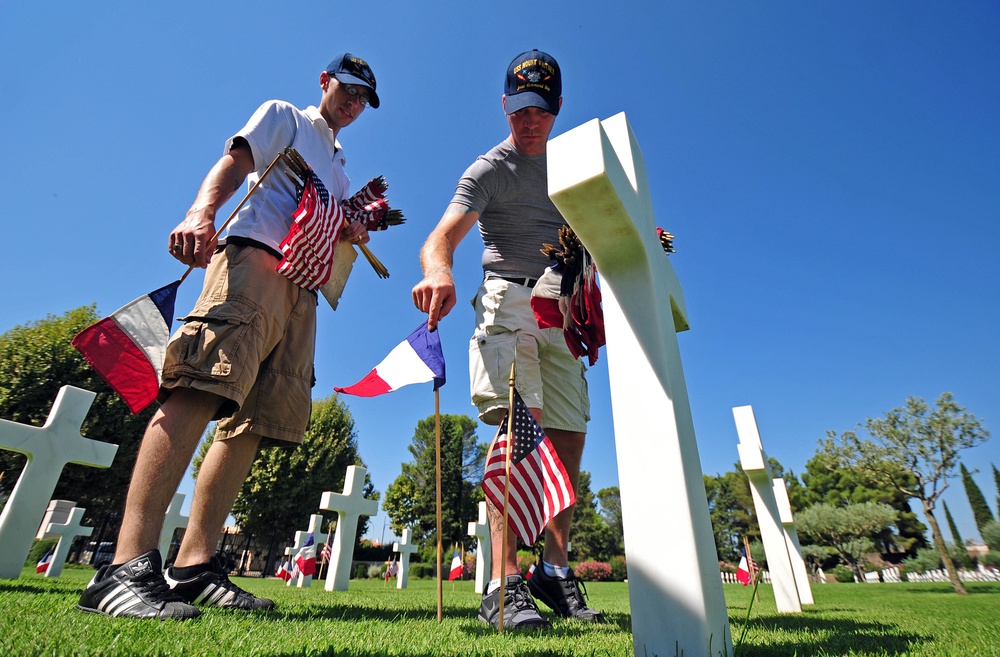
[36,499,75,540]
[319,465,378,591]
[41,506,93,578]
[772,478,814,604]
[158,493,189,563]
[392,527,418,589]
[0,386,118,579]
[548,113,730,656]
[467,501,491,594]
[733,405,802,613]
[295,513,324,588]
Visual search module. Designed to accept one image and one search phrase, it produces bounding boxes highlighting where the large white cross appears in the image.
[0,386,118,579]
[467,501,491,594]
[158,493,189,563]
[319,465,378,591]
[41,505,93,578]
[733,405,802,612]
[392,527,418,590]
[548,113,730,656]
[772,477,814,604]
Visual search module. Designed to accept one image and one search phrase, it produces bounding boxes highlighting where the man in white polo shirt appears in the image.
[78,53,380,620]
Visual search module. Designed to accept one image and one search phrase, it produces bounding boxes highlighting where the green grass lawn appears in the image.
[1,568,998,657]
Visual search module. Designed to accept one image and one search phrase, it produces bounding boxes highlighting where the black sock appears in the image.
[169,562,211,579]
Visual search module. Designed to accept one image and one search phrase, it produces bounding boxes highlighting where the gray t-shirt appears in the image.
[451,139,564,279]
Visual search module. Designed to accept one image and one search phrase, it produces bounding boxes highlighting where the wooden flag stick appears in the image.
[497,362,517,634]
[317,525,333,580]
[178,150,286,285]
[435,387,444,622]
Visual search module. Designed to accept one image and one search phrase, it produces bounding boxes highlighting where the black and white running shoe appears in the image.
[77,550,200,620]
[478,575,551,631]
[165,555,274,610]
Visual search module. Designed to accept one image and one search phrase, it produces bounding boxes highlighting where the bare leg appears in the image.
[113,388,223,564]
[173,431,261,567]
[541,428,585,568]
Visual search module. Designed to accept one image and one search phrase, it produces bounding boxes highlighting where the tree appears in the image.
[0,306,153,544]
[596,486,623,555]
[381,414,485,550]
[797,451,926,555]
[567,471,613,561]
[796,501,898,582]
[960,462,995,536]
[943,500,964,547]
[824,393,990,595]
[195,394,375,573]
[993,464,1000,519]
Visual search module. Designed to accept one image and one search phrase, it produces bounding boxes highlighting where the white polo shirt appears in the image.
[224,101,351,252]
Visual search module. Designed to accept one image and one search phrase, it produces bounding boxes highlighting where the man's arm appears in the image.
[412,202,479,330]
[168,140,256,268]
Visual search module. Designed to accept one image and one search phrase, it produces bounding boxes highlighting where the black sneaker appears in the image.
[478,575,551,631]
[77,550,200,620]
[165,555,274,610]
[528,566,605,621]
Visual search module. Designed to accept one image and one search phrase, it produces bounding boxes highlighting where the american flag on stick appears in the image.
[481,389,576,545]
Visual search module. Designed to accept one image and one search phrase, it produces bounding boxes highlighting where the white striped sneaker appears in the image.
[77,550,200,620]
[165,555,274,611]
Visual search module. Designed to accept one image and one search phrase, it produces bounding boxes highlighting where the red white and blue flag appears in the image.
[320,543,331,564]
[296,534,317,577]
[36,549,53,574]
[335,323,446,397]
[448,550,463,581]
[72,281,179,414]
[482,390,575,545]
[525,563,536,580]
[736,547,757,586]
[276,559,292,582]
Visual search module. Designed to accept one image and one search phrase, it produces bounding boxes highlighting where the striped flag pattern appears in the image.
[72,281,179,413]
[276,170,347,290]
[481,389,576,545]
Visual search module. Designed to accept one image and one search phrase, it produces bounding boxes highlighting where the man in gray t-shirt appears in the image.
[412,49,603,630]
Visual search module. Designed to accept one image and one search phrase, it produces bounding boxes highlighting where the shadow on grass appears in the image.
[732,612,925,656]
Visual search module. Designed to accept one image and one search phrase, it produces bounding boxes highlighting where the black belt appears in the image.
[223,236,284,260]
[491,275,538,289]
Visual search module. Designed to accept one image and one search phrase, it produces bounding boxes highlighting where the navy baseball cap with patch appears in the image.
[326,53,380,108]
[504,49,561,115]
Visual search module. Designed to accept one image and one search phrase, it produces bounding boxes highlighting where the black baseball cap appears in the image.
[504,49,561,115]
[326,53,380,108]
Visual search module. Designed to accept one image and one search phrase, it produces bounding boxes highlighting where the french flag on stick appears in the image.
[72,281,179,414]
[335,323,446,397]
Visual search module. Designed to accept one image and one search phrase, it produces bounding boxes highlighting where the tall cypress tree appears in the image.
[960,462,995,534]
[943,500,964,547]
[993,464,1000,521]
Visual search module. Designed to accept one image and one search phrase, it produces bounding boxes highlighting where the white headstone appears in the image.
[158,493,189,563]
[392,527,418,590]
[284,531,310,587]
[36,499,75,540]
[0,386,118,579]
[319,465,378,591]
[41,506,93,578]
[296,514,324,588]
[548,113,731,656]
[771,478,814,604]
[467,501,491,594]
[733,405,802,613]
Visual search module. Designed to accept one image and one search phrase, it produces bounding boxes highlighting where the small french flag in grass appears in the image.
[335,323,446,397]
[72,281,179,414]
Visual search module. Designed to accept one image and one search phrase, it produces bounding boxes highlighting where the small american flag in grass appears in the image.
[482,390,575,545]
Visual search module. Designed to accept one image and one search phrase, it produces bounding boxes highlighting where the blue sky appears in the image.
[2,2,998,547]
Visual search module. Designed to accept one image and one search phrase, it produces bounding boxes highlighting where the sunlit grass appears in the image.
[1,568,998,656]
